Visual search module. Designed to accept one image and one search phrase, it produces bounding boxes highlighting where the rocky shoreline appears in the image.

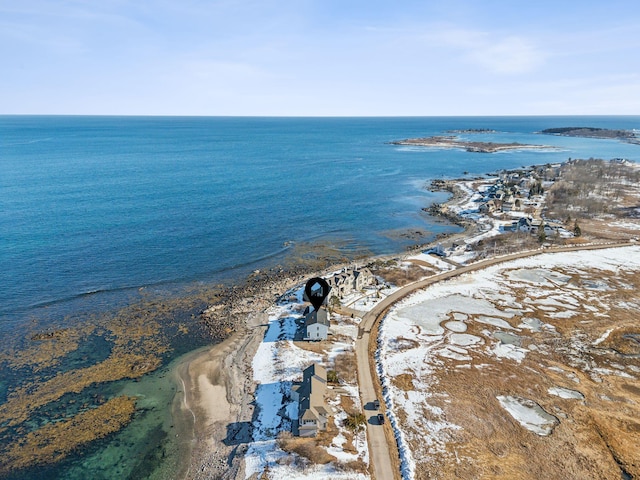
[174,179,474,479]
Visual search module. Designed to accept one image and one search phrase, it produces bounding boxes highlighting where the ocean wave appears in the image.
[1,137,53,147]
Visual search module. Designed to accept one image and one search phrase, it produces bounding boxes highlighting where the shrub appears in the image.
[344,413,366,432]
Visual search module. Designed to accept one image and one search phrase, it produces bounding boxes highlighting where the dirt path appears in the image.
[356,240,635,479]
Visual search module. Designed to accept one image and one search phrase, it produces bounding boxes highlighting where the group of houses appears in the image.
[476,165,563,218]
[301,267,373,341]
[477,176,526,214]
[475,169,572,238]
[325,267,373,301]
[289,268,375,437]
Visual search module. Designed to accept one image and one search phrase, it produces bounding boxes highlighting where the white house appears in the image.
[304,307,330,341]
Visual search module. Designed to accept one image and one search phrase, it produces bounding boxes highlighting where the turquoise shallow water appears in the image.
[1,116,639,478]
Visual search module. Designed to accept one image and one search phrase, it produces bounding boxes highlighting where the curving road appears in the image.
[355,241,635,480]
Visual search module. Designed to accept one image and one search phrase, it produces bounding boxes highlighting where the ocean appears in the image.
[1,115,639,479]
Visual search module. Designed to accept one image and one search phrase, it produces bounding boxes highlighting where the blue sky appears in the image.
[1,0,639,115]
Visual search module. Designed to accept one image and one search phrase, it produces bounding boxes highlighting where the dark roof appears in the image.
[305,308,330,327]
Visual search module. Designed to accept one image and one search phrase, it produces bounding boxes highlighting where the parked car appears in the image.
[377,413,385,424]
[373,399,380,409]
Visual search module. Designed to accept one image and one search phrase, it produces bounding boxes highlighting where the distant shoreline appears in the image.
[390,135,555,153]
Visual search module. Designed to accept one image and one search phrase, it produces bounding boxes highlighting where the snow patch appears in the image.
[497,395,559,436]
[548,387,584,400]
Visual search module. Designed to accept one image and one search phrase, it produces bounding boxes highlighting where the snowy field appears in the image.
[378,246,640,478]
[244,285,370,480]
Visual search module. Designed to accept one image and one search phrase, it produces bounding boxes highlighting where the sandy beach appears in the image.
[174,322,262,479]
[174,269,339,479]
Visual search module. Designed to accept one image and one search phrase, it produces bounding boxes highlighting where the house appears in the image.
[479,199,498,214]
[353,268,372,290]
[292,363,329,437]
[517,217,543,233]
[544,221,566,235]
[517,217,566,236]
[304,307,330,341]
[326,267,374,300]
[426,243,446,257]
[502,196,515,212]
[326,272,351,298]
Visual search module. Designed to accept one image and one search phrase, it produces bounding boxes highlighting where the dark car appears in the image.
[373,399,380,409]
[377,413,385,424]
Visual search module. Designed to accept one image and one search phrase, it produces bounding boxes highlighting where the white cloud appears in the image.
[423,26,545,74]
[467,36,545,74]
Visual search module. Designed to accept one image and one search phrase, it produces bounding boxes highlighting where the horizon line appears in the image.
[2,113,639,118]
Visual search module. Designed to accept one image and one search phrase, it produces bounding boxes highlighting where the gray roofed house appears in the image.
[304,307,330,341]
[326,267,373,300]
[292,363,329,437]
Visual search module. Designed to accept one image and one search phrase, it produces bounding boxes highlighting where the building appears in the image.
[304,307,330,341]
[517,217,544,233]
[517,217,567,236]
[426,243,446,257]
[292,363,329,437]
[479,199,498,214]
[326,267,373,300]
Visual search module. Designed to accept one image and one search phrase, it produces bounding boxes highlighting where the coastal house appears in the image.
[353,267,373,290]
[479,199,498,214]
[427,243,447,257]
[326,267,374,301]
[544,221,567,235]
[304,307,330,341]
[502,196,517,212]
[489,188,506,201]
[517,217,566,236]
[517,217,543,233]
[292,363,329,437]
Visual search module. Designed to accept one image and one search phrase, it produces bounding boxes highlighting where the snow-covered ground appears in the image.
[405,252,454,271]
[342,283,400,312]
[496,395,559,436]
[440,178,575,264]
[244,285,370,480]
[377,246,640,478]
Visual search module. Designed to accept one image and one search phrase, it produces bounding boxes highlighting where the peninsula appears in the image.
[390,135,553,153]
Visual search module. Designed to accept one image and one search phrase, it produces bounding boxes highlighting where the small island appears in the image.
[390,135,553,153]
[540,127,640,145]
[445,128,498,134]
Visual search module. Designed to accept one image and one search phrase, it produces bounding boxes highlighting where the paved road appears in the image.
[355,330,396,480]
[355,241,634,480]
